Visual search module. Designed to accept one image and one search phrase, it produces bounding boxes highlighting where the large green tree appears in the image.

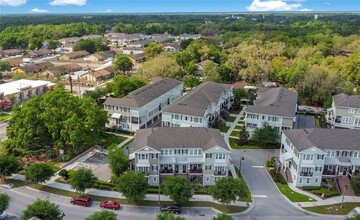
[86,210,117,220]
[113,54,134,74]
[162,176,192,205]
[74,39,109,54]
[106,75,146,98]
[0,155,19,180]
[25,163,55,184]
[108,145,129,176]
[183,75,201,90]
[156,212,186,220]
[237,125,249,146]
[232,89,248,111]
[0,193,10,213]
[21,199,62,220]
[6,90,108,156]
[144,42,164,59]
[117,171,148,203]
[209,177,248,210]
[252,122,279,146]
[69,168,97,194]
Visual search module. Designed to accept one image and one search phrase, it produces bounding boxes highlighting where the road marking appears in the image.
[253,195,268,198]
[252,166,264,168]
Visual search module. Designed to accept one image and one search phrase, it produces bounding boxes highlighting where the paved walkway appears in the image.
[299,196,360,208]
[224,106,246,147]
[9,174,249,207]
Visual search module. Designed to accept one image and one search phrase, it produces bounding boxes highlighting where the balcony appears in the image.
[323,170,336,176]
[189,169,203,174]
[300,172,313,177]
[160,169,173,174]
[139,171,149,176]
[174,169,187,174]
[214,171,226,176]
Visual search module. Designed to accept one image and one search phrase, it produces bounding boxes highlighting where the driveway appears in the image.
[231,150,342,220]
[296,114,316,129]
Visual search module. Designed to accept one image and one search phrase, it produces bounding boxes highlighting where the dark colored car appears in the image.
[100,200,120,210]
[70,195,92,207]
[160,204,182,214]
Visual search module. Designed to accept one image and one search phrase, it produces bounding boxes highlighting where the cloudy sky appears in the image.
[0,0,359,14]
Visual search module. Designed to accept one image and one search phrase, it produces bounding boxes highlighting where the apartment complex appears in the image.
[129,127,231,186]
[280,128,360,187]
[327,93,360,129]
[161,82,233,128]
[103,78,183,132]
[245,87,298,136]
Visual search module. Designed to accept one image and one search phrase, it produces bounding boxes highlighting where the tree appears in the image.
[25,163,55,184]
[183,75,200,90]
[184,60,197,74]
[106,75,147,98]
[212,213,234,220]
[0,60,10,71]
[162,176,192,204]
[156,212,186,220]
[0,155,19,180]
[6,90,108,156]
[47,40,60,50]
[351,174,360,196]
[209,177,248,210]
[21,199,62,220]
[232,89,248,111]
[252,122,279,146]
[237,125,249,146]
[74,39,109,54]
[180,39,194,50]
[113,54,134,74]
[0,193,10,213]
[117,171,148,203]
[58,169,69,180]
[82,87,108,105]
[69,168,97,194]
[86,210,117,220]
[144,42,164,59]
[108,145,129,176]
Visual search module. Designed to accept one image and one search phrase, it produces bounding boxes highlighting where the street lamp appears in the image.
[239,156,245,173]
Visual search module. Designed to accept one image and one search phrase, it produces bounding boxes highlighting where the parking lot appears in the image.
[73,152,111,181]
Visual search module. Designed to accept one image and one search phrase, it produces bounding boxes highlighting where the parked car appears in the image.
[0,211,8,220]
[70,195,92,207]
[100,200,120,210]
[160,204,182,214]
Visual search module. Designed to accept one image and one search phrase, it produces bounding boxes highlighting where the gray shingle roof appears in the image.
[246,87,298,118]
[132,127,229,151]
[283,128,360,152]
[162,82,232,117]
[333,93,360,108]
[103,77,182,108]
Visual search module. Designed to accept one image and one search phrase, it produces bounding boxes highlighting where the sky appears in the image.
[0,0,359,14]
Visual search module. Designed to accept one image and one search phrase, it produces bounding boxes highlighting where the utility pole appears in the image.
[340,184,348,208]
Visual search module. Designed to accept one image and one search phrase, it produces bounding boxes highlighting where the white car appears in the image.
[0,211,8,220]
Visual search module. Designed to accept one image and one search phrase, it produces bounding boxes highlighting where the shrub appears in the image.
[269,170,287,184]
[311,188,339,197]
[351,175,360,196]
[58,169,69,179]
[46,150,58,159]
[302,186,321,191]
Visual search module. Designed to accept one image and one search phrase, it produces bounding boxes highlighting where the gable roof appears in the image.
[246,87,298,118]
[163,82,232,117]
[283,128,360,152]
[132,127,229,152]
[333,93,360,108]
[104,77,182,108]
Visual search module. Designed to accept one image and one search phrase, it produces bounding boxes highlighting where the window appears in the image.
[342,116,351,124]
[152,154,158,159]
[138,154,148,160]
[315,178,318,183]
[185,116,188,121]
[349,108,355,113]
[307,179,310,184]
[205,166,212,170]
[354,118,360,127]
[174,115,179,120]
[189,149,194,155]
[206,153,212,159]
[206,177,210,182]
[299,178,302,183]
[331,151,335,157]
[194,118,199,123]
[315,167,322,172]
[326,151,331,157]
[317,155,324,160]
[152,165,157,171]
[153,177,157,182]
[215,153,225,160]
[182,149,188,154]
[354,152,359,158]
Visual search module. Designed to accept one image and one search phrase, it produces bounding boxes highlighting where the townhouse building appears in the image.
[280,128,360,187]
[103,78,183,132]
[129,127,231,186]
[245,87,298,136]
[161,82,233,128]
[327,93,360,129]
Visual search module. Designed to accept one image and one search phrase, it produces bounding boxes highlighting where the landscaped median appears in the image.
[303,202,360,215]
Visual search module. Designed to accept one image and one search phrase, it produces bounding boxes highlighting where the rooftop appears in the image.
[163,81,232,117]
[0,79,54,96]
[132,127,229,152]
[283,128,360,152]
[333,93,360,108]
[246,87,298,118]
[104,77,182,108]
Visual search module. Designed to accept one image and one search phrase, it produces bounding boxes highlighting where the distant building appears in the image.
[84,51,116,62]
[121,47,144,55]
[82,66,114,84]
[58,50,90,61]
[12,61,54,74]
[163,43,181,51]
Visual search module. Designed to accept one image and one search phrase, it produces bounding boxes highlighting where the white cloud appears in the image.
[50,0,86,6]
[325,2,331,5]
[0,0,26,6]
[106,9,112,12]
[301,8,312,11]
[247,0,303,11]
[31,8,49,12]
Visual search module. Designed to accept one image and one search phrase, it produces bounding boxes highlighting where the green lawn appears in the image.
[230,130,239,137]
[235,125,243,130]
[230,109,241,114]
[238,121,245,124]
[229,138,278,149]
[97,132,127,149]
[303,202,360,215]
[226,116,237,122]
[0,113,11,121]
[275,183,314,202]
[233,166,252,202]
[216,125,230,133]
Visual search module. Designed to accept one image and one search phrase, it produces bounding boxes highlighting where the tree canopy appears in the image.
[162,176,193,204]
[6,90,108,157]
[25,163,55,184]
[74,39,109,54]
[0,193,10,213]
[212,213,234,220]
[108,145,129,177]
[106,75,147,98]
[144,42,164,59]
[0,155,19,180]
[252,122,279,146]
[113,54,134,73]
[86,210,117,220]
[156,212,186,220]
[116,171,148,203]
[21,199,62,220]
[69,168,97,194]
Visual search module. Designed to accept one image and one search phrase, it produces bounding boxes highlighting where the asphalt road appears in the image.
[231,149,342,220]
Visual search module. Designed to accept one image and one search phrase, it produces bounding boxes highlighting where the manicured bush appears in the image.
[58,169,69,179]
[351,175,360,196]
[311,188,339,197]
[269,170,287,184]
[302,186,321,191]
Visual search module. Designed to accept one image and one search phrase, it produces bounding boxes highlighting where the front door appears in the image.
[182,165,187,173]
[343,167,348,176]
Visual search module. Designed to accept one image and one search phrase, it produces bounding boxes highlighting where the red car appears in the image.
[70,195,92,207]
[100,200,120,210]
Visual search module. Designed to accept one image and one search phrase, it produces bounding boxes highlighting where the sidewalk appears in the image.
[10,174,249,207]
[224,106,246,147]
[299,195,360,207]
